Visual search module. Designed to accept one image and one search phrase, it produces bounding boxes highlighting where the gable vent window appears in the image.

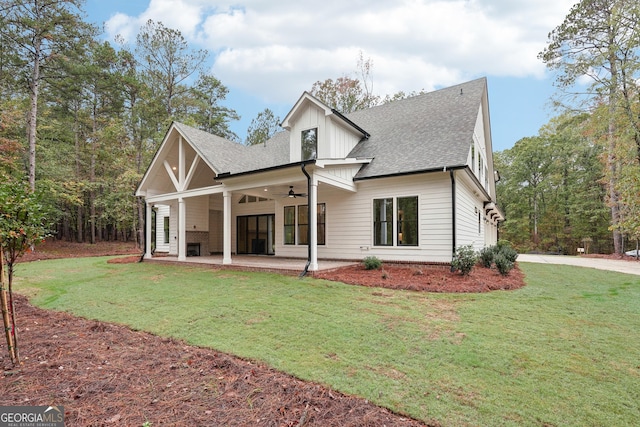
[302,128,317,161]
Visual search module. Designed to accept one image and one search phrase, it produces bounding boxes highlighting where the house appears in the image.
[135,77,503,271]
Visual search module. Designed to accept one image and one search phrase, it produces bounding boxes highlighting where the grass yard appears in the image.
[13,257,640,426]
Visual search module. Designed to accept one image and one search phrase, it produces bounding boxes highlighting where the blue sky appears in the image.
[84,0,577,151]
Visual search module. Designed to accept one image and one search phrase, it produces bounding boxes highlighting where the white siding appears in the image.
[169,202,177,255]
[455,176,485,252]
[274,173,454,263]
[327,118,362,159]
[289,105,326,162]
[288,104,364,162]
[186,196,209,231]
[473,105,490,195]
[209,210,223,253]
[155,205,171,253]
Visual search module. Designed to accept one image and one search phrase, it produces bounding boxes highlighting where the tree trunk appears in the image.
[27,38,41,192]
[0,246,17,365]
[74,105,83,243]
[608,42,623,255]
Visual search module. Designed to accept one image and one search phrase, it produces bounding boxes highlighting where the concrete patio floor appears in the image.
[143,254,356,275]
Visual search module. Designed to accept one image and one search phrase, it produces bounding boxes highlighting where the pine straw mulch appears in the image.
[314,263,526,293]
[1,294,430,427]
[3,240,527,426]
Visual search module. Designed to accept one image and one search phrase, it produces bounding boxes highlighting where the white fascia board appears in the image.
[281,92,332,130]
[314,170,357,192]
[314,158,372,168]
[145,184,225,204]
[136,122,179,197]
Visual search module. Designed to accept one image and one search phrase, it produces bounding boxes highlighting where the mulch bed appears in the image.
[2,240,528,426]
[315,263,526,293]
[1,295,429,426]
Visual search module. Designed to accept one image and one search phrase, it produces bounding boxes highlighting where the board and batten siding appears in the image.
[288,103,363,162]
[327,117,363,159]
[289,104,326,162]
[273,173,453,263]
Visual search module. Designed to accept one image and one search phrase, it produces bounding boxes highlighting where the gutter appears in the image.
[216,159,316,180]
[330,109,370,139]
[299,163,312,278]
[450,169,456,269]
[139,197,146,263]
[353,164,468,182]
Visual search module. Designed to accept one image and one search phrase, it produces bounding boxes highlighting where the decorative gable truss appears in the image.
[163,137,201,193]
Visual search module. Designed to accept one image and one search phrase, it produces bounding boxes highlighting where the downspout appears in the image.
[299,163,312,277]
[138,197,146,263]
[450,170,456,269]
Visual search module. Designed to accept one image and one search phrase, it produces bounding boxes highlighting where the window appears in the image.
[298,205,309,245]
[163,217,170,244]
[284,203,326,245]
[374,196,418,246]
[373,198,393,246]
[397,196,418,246]
[284,206,296,245]
[302,128,317,160]
[471,144,475,171]
[239,195,268,203]
[317,203,326,245]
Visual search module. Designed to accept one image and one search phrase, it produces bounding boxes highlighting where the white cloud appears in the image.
[104,0,577,102]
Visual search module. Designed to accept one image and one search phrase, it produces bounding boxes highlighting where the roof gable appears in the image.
[137,78,493,192]
[346,78,489,179]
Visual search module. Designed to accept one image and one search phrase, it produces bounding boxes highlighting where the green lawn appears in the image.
[14,257,640,426]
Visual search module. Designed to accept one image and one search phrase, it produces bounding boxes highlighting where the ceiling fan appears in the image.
[287,185,307,198]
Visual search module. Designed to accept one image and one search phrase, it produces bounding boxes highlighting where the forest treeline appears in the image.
[1,0,639,255]
[1,2,242,245]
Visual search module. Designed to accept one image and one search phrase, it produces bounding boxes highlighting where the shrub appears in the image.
[479,246,495,268]
[363,256,382,270]
[498,245,518,263]
[494,252,514,276]
[451,245,477,276]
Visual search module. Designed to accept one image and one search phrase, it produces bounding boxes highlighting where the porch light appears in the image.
[288,188,296,198]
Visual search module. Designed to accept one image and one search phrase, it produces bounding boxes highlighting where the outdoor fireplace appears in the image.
[186,243,200,257]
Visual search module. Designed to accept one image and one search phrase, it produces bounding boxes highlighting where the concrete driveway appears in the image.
[517,254,640,276]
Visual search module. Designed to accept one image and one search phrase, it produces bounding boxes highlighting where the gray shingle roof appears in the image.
[172,77,487,179]
[346,77,487,179]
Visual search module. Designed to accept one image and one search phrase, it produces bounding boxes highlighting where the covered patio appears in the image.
[143,255,356,276]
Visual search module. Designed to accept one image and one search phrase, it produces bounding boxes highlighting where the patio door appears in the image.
[237,214,275,255]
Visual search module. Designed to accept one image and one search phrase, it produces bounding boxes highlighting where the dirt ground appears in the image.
[2,240,527,426]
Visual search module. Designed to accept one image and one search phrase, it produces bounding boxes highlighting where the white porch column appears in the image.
[145,202,153,259]
[309,180,318,271]
[223,191,232,264]
[178,197,186,261]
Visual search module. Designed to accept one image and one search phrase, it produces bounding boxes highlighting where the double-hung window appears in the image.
[298,205,309,245]
[373,196,418,246]
[284,206,296,245]
[373,198,393,246]
[284,203,326,245]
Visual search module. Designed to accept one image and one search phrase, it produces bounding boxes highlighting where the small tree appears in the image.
[0,180,53,365]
